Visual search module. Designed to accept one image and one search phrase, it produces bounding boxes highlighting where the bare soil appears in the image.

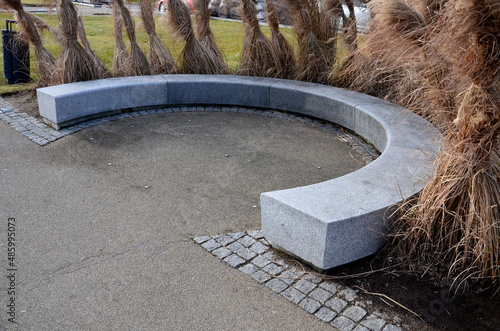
[2,90,41,119]
[3,91,500,331]
[326,250,500,331]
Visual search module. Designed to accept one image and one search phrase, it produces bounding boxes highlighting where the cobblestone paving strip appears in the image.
[0,98,380,163]
[196,230,410,331]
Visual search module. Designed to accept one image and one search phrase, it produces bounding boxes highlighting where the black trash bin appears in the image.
[2,20,30,84]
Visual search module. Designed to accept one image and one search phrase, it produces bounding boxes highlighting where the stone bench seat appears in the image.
[37,74,442,270]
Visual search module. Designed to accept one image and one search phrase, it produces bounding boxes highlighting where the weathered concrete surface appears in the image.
[0,110,364,329]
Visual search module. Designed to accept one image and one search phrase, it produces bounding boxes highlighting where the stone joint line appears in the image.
[195,230,409,331]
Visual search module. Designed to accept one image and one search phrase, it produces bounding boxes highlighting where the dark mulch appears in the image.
[326,251,500,331]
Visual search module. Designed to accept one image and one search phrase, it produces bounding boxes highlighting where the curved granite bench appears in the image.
[37,74,442,270]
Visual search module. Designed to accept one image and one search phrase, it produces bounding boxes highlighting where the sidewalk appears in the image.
[0,99,425,330]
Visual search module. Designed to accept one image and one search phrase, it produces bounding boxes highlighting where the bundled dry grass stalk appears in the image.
[265,0,297,79]
[26,11,64,44]
[2,0,56,86]
[140,0,178,74]
[55,0,100,84]
[337,0,500,291]
[167,0,226,74]
[284,0,339,83]
[115,0,151,76]
[194,0,228,73]
[335,0,454,129]
[238,0,281,77]
[112,2,132,77]
[77,17,112,79]
[39,0,58,14]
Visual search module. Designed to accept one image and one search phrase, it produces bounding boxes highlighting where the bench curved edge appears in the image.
[36,74,443,270]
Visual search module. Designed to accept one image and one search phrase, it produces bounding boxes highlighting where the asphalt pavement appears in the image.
[0,109,365,330]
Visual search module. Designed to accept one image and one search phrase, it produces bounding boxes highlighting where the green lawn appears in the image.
[0,10,294,94]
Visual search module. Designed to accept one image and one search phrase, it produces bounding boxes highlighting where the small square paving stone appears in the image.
[249,241,268,254]
[262,263,283,276]
[360,315,386,331]
[223,254,245,268]
[215,235,235,246]
[201,239,221,252]
[238,263,259,275]
[288,267,305,278]
[342,306,367,322]
[238,235,257,247]
[353,326,370,331]
[382,324,402,331]
[251,255,271,268]
[280,287,306,304]
[212,247,232,259]
[308,277,323,284]
[247,230,264,239]
[278,270,299,285]
[262,251,277,260]
[294,279,317,294]
[315,307,337,323]
[228,232,246,240]
[260,238,270,246]
[332,316,356,331]
[193,236,211,244]
[236,248,257,260]
[251,270,271,283]
[320,282,341,294]
[265,278,289,293]
[309,288,333,303]
[299,297,321,314]
[325,297,348,313]
[226,241,245,253]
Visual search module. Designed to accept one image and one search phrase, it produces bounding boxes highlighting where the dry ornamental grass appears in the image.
[238,0,281,77]
[115,0,151,76]
[337,0,500,290]
[140,0,178,74]
[167,0,226,74]
[56,0,101,84]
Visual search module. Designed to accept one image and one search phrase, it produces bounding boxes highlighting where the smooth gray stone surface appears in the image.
[167,74,271,108]
[37,75,169,129]
[36,74,443,270]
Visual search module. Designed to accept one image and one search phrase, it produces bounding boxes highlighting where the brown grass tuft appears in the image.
[284,0,340,84]
[115,0,151,76]
[238,0,281,77]
[55,0,100,84]
[112,2,132,77]
[337,0,500,290]
[140,0,178,74]
[26,11,64,44]
[77,16,112,79]
[265,0,297,79]
[194,0,228,74]
[167,0,227,74]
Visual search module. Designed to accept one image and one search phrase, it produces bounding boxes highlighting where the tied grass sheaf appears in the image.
[0,0,498,293]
